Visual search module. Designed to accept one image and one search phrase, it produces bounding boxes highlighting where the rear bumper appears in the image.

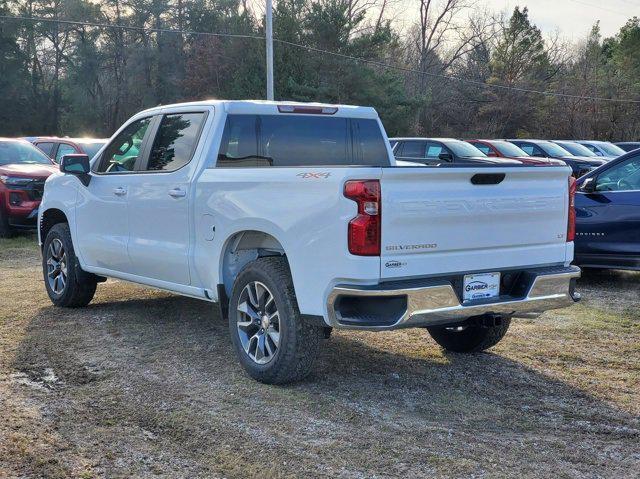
[326,266,581,330]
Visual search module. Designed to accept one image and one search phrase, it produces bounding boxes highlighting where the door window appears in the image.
[55,143,77,164]
[425,142,444,158]
[399,141,426,158]
[97,117,152,173]
[518,143,544,157]
[35,142,55,157]
[596,155,640,192]
[583,144,602,155]
[473,143,491,155]
[145,113,206,171]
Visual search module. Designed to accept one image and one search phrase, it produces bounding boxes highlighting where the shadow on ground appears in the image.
[7,282,639,478]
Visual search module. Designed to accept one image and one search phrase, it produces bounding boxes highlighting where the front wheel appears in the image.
[427,317,511,353]
[228,257,324,384]
[42,223,97,307]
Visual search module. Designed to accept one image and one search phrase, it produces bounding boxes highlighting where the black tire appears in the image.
[0,206,12,238]
[228,256,323,384]
[42,223,97,307]
[427,317,511,353]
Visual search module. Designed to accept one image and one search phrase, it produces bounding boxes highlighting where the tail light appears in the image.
[344,180,381,256]
[567,176,576,242]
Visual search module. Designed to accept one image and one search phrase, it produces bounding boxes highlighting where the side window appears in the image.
[55,143,77,164]
[146,113,206,171]
[519,144,534,155]
[35,142,55,157]
[352,119,388,166]
[425,142,443,158]
[217,115,261,167]
[584,144,601,155]
[97,117,152,173]
[596,155,640,192]
[474,143,491,155]
[400,141,426,158]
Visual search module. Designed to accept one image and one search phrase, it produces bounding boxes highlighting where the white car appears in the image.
[38,100,581,383]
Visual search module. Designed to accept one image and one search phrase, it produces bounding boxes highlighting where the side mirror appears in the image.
[486,151,498,157]
[580,177,597,193]
[438,152,453,162]
[60,154,91,186]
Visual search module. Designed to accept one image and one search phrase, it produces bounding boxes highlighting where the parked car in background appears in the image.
[29,137,107,164]
[38,100,580,384]
[574,149,640,270]
[552,140,602,159]
[0,139,58,237]
[466,139,565,166]
[575,140,625,159]
[507,139,606,177]
[391,138,521,165]
[615,142,640,152]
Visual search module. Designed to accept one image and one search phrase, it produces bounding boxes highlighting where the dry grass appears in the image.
[1,234,638,478]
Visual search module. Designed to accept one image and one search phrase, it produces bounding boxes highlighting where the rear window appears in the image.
[216,114,389,167]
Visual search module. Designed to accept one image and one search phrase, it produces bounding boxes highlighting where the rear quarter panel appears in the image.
[192,166,383,316]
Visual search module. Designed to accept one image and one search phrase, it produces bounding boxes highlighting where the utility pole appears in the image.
[265,0,274,100]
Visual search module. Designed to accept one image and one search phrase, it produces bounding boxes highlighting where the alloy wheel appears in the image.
[46,238,68,295]
[236,281,280,364]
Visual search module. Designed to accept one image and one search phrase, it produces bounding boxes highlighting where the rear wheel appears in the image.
[427,317,511,353]
[42,223,97,307]
[228,257,323,384]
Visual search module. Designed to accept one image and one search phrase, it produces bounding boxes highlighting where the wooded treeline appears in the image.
[0,0,638,140]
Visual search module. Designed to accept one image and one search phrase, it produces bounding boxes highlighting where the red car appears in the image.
[466,139,566,166]
[28,136,107,164]
[0,139,58,237]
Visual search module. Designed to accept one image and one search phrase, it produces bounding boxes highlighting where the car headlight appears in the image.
[0,175,35,187]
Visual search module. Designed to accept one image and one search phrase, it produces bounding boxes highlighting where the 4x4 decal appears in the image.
[297,172,331,179]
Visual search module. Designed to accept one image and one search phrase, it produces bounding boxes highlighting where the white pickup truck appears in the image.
[39,100,581,383]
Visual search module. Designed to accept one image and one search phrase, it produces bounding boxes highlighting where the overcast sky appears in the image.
[482,0,636,39]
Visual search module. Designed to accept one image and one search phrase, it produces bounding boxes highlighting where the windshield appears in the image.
[555,142,596,157]
[78,141,106,159]
[0,141,52,166]
[598,142,625,156]
[445,140,486,158]
[540,142,571,157]
[492,141,528,157]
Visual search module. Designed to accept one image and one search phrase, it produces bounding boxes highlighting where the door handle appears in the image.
[113,187,127,196]
[168,187,187,198]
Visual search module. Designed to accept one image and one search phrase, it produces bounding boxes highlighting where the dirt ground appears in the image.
[1,234,639,478]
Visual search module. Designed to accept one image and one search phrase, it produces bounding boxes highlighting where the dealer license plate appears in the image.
[463,272,500,301]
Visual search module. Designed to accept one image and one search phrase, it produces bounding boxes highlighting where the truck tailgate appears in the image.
[380,166,571,279]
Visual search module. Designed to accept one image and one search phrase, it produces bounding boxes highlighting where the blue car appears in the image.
[574,149,640,270]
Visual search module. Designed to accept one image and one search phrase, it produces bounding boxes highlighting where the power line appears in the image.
[566,0,630,17]
[2,14,640,104]
[274,39,640,104]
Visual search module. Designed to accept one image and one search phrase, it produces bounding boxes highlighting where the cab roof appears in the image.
[137,100,379,119]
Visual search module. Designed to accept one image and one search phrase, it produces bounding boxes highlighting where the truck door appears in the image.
[75,116,154,273]
[127,109,209,285]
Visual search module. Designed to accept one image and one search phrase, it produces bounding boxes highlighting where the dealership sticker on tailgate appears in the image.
[463,272,500,301]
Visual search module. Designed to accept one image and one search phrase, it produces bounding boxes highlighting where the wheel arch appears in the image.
[219,230,288,297]
[39,208,69,249]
